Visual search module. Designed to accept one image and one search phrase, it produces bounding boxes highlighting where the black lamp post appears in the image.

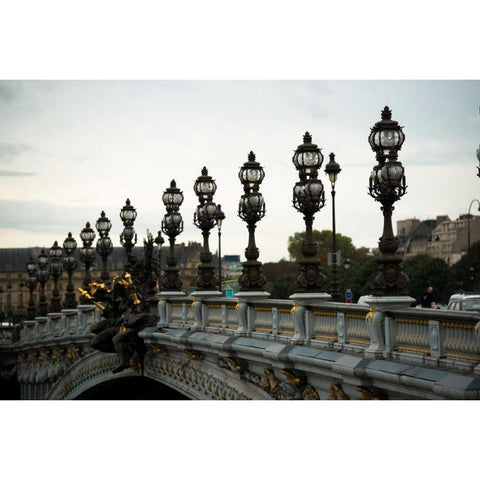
[95,210,113,282]
[467,199,480,254]
[120,198,137,267]
[216,204,225,293]
[193,167,219,291]
[292,132,326,293]
[62,232,78,308]
[476,145,480,179]
[160,180,184,291]
[325,152,342,301]
[368,106,409,296]
[79,222,96,288]
[6,280,12,324]
[238,151,267,291]
[154,231,165,291]
[49,241,63,312]
[18,279,25,316]
[344,256,351,292]
[37,249,50,316]
[26,257,37,319]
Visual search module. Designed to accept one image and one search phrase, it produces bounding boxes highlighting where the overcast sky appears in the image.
[0,80,479,262]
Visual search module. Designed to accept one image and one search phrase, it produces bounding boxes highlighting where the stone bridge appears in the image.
[3,295,480,400]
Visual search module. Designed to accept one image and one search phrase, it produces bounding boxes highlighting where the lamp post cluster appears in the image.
[63,232,78,309]
[49,241,63,313]
[368,106,409,296]
[193,167,219,291]
[291,133,327,294]
[160,180,185,291]
[120,198,137,266]
[237,151,267,292]
[96,211,113,281]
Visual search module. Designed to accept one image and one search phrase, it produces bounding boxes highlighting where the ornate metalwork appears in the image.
[26,257,37,319]
[237,151,267,291]
[193,167,219,291]
[368,106,409,296]
[79,222,96,288]
[95,210,113,282]
[154,231,164,291]
[62,232,78,308]
[160,180,184,291]
[49,241,63,312]
[120,198,137,266]
[36,249,49,316]
[292,132,326,293]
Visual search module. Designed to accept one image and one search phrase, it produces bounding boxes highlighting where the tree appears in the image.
[402,254,453,305]
[450,241,480,293]
[287,230,357,263]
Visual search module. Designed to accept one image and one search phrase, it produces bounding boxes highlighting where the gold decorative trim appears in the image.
[208,305,222,309]
[443,322,475,330]
[394,318,428,326]
[278,330,294,336]
[346,314,367,320]
[312,311,336,317]
[347,339,370,345]
[445,352,480,361]
[254,307,273,312]
[253,327,273,333]
[396,346,430,354]
[278,308,292,314]
[207,322,223,328]
[314,334,337,341]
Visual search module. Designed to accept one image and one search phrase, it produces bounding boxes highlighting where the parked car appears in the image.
[447,293,480,312]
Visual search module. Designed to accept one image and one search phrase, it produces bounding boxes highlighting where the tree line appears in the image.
[263,230,480,304]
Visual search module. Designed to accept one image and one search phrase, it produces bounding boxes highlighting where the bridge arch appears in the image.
[46,350,270,400]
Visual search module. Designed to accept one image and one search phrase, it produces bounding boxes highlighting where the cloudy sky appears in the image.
[0,80,479,262]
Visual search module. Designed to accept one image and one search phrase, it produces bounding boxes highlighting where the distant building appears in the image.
[396,214,480,264]
[0,242,216,315]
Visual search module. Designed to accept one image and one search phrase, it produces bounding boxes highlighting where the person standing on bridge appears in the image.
[421,285,439,308]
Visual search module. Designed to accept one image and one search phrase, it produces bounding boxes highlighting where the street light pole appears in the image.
[325,153,341,301]
[216,205,225,293]
[467,199,480,254]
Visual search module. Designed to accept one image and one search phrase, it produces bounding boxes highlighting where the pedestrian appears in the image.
[421,285,439,308]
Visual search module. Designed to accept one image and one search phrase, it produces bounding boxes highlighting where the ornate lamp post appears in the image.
[26,258,37,319]
[367,106,409,297]
[6,280,12,324]
[154,231,165,291]
[95,210,114,281]
[325,152,342,301]
[18,279,25,316]
[79,222,96,287]
[63,232,78,308]
[160,180,184,292]
[291,132,327,295]
[216,204,225,293]
[120,198,137,267]
[237,151,268,292]
[49,241,63,312]
[193,167,219,291]
[36,249,50,316]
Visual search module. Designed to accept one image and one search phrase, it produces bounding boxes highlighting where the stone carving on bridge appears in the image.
[327,383,350,400]
[214,357,320,400]
[356,386,387,400]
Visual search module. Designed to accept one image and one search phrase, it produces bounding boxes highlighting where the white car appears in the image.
[447,293,480,312]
